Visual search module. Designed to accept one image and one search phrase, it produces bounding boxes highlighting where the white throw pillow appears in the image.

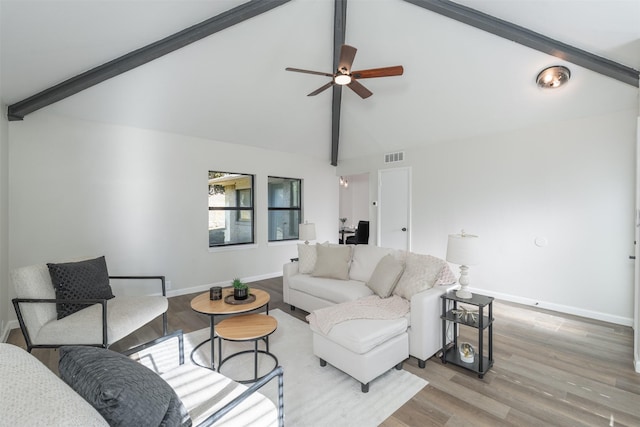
[393,253,447,300]
[366,254,405,298]
[297,244,317,274]
[312,245,352,280]
[349,245,395,282]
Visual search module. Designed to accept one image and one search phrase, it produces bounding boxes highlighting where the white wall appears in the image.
[6,112,338,323]
[338,109,638,325]
[0,103,8,340]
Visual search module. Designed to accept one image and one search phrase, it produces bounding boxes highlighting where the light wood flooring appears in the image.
[7,276,640,426]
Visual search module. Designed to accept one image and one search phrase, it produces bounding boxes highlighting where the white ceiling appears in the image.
[1,0,639,164]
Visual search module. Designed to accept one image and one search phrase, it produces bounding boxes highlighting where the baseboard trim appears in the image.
[165,271,282,298]
[471,288,634,327]
[1,320,18,343]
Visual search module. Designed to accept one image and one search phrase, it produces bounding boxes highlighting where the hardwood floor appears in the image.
[7,277,640,426]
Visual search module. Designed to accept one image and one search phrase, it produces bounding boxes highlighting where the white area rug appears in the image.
[136,309,427,427]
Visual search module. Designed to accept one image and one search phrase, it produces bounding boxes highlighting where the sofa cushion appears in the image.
[311,317,409,354]
[349,245,396,282]
[297,243,317,274]
[367,254,405,298]
[393,253,447,300]
[289,274,374,304]
[47,256,114,319]
[312,244,352,280]
[59,346,191,427]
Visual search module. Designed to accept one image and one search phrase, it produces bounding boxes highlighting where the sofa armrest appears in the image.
[282,262,299,305]
[408,285,456,364]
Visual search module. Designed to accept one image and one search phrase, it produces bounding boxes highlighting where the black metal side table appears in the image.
[441,291,494,378]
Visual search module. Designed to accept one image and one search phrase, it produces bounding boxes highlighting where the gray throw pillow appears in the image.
[47,256,114,319]
[367,254,405,298]
[311,244,351,280]
[59,346,191,427]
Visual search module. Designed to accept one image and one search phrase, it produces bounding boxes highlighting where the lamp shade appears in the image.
[446,232,480,266]
[299,222,316,242]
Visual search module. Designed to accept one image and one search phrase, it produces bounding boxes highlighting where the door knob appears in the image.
[401,227,407,232]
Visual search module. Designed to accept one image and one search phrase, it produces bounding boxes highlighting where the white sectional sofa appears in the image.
[283,244,457,368]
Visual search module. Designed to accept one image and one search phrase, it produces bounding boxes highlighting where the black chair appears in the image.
[346,221,369,245]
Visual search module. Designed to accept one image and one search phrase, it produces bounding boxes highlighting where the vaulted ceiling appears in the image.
[1,0,639,165]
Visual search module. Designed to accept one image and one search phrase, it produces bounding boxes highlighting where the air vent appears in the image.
[384,151,404,163]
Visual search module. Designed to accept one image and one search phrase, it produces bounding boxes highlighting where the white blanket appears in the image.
[307,295,410,335]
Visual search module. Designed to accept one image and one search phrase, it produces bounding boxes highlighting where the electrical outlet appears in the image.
[165,280,172,290]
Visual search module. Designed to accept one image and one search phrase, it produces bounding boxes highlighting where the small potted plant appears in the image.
[232,278,249,300]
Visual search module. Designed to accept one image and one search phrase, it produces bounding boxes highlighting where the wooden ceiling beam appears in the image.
[7,0,292,121]
[402,0,639,88]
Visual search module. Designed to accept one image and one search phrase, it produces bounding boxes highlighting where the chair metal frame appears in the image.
[197,365,285,427]
[12,275,184,363]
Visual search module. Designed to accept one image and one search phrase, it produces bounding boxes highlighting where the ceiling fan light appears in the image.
[536,66,570,89]
[334,74,352,85]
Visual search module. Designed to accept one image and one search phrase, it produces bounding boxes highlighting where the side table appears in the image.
[190,288,270,371]
[440,291,494,378]
[216,313,279,383]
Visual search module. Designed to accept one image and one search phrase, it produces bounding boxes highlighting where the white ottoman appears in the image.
[310,317,409,392]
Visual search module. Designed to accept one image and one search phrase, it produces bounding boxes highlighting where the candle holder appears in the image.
[209,286,222,301]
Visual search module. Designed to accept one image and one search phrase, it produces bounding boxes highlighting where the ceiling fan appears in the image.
[286,44,403,99]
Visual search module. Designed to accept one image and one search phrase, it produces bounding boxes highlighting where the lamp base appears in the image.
[456,287,472,299]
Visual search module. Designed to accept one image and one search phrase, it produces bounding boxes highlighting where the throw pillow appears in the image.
[366,254,405,298]
[349,245,395,282]
[297,243,317,274]
[47,256,114,319]
[393,253,447,300]
[58,346,192,427]
[312,244,352,280]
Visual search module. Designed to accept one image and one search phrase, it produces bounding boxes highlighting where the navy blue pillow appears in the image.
[59,346,192,427]
[47,256,114,319]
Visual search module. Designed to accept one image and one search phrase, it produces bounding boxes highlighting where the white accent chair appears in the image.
[11,262,183,359]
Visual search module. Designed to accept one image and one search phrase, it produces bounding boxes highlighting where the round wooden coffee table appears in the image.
[190,287,270,370]
[216,313,278,383]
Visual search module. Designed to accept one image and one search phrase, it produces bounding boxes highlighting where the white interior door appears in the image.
[378,167,411,250]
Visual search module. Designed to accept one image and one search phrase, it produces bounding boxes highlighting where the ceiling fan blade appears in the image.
[307,81,335,96]
[286,67,334,77]
[347,80,373,99]
[338,44,357,74]
[351,66,404,79]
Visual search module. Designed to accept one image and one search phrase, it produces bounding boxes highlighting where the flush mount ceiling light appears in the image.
[536,65,571,89]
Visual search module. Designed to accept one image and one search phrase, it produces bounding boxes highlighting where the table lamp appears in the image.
[299,222,316,245]
[446,230,480,299]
